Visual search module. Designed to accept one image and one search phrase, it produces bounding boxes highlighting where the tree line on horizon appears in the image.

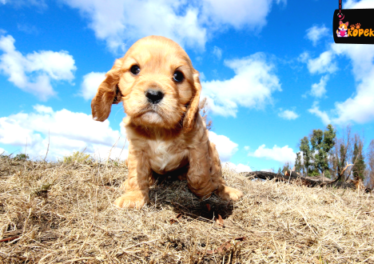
[287,124,374,188]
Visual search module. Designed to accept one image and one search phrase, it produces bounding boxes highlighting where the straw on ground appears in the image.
[0,155,373,263]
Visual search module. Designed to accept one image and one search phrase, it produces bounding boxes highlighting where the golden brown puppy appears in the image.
[92,36,243,209]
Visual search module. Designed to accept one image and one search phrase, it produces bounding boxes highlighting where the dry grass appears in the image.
[1,155,374,264]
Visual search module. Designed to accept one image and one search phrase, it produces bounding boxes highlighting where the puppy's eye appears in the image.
[130,65,140,75]
[173,71,184,83]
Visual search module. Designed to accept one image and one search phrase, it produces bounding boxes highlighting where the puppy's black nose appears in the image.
[146,89,164,104]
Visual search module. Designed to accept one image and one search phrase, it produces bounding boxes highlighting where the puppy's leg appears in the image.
[209,142,243,201]
[187,145,218,199]
[114,147,150,209]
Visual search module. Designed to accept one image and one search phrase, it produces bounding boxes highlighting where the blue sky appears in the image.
[1,0,374,172]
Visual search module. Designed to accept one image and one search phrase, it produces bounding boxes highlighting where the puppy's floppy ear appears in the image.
[91,59,123,122]
[183,70,201,132]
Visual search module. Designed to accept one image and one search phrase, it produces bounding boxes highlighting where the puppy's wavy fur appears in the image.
[92,36,243,208]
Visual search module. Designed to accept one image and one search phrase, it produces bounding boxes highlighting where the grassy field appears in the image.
[0,155,374,263]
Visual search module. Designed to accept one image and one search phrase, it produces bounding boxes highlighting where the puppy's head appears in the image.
[91,36,201,132]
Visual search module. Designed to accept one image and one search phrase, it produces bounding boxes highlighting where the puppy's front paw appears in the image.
[114,191,149,209]
[216,185,243,201]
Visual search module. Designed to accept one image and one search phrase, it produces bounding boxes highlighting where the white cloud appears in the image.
[17,24,39,35]
[236,163,252,172]
[278,109,299,120]
[306,25,329,46]
[0,106,239,162]
[201,0,284,30]
[308,102,331,125]
[0,147,5,154]
[244,146,249,151]
[202,53,281,117]
[61,0,206,52]
[300,0,374,125]
[298,52,309,63]
[307,51,337,74]
[345,0,374,9]
[80,72,106,100]
[306,33,374,125]
[33,105,53,114]
[1,0,47,8]
[276,0,287,4]
[311,75,329,98]
[212,46,222,60]
[0,105,128,161]
[249,144,296,164]
[331,43,374,80]
[0,34,76,100]
[305,0,374,125]
[331,67,374,124]
[199,72,206,81]
[60,0,284,52]
[208,131,238,162]
[327,38,374,124]
[223,162,252,173]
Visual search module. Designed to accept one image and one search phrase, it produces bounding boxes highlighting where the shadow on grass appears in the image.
[148,168,234,221]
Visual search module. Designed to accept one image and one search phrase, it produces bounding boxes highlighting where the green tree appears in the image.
[297,124,336,177]
[352,137,366,181]
[299,136,312,175]
[310,129,323,175]
[294,152,302,173]
[15,153,29,161]
[311,124,336,176]
[336,144,348,180]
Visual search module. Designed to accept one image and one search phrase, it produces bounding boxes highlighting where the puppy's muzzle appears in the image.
[146,89,164,104]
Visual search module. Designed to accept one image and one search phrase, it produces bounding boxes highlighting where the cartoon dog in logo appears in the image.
[336,21,349,37]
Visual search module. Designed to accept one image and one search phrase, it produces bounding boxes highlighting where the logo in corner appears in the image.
[333,9,374,44]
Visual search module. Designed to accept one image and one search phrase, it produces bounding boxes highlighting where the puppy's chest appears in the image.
[147,139,189,174]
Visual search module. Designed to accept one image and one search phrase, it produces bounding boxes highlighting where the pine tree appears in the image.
[300,136,311,175]
[310,125,336,176]
[322,124,336,175]
[337,144,347,181]
[294,152,302,173]
[298,124,336,176]
[311,129,323,175]
[352,139,366,181]
[324,125,336,152]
